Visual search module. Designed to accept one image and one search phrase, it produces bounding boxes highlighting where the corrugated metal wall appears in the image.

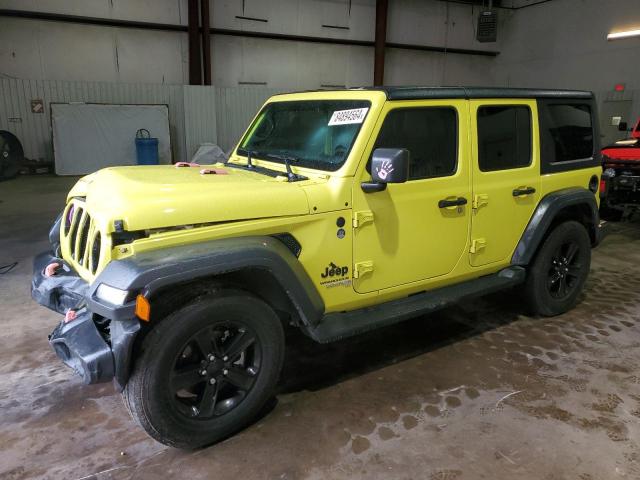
[214,87,280,153]
[0,78,281,166]
[0,78,187,164]
[183,86,218,159]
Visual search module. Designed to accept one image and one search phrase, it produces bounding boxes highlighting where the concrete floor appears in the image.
[1,175,640,480]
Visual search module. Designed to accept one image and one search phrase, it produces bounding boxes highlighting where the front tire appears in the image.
[524,221,591,317]
[123,290,285,449]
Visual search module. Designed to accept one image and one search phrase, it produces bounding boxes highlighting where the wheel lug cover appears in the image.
[209,378,216,385]
[208,354,215,361]
[223,369,228,375]
[200,369,207,376]
[223,356,228,362]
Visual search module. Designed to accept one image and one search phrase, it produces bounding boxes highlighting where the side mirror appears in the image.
[362,148,410,193]
[618,121,628,132]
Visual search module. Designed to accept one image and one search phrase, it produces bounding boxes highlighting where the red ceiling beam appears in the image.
[188,0,202,85]
[374,0,388,86]
[201,0,212,85]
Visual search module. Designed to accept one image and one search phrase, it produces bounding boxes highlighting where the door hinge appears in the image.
[353,210,374,228]
[353,261,374,278]
[470,238,487,254]
[473,194,489,209]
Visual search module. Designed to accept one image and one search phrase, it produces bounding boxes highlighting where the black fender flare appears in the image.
[89,235,325,326]
[87,236,325,390]
[511,187,600,266]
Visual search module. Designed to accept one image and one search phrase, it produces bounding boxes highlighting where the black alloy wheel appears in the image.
[124,290,285,449]
[524,221,591,316]
[170,322,261,419]
[546,240,583,299]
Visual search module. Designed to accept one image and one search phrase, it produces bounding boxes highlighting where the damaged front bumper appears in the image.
[31,251,140,390]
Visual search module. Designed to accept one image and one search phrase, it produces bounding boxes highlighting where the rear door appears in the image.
[469,99,540,267]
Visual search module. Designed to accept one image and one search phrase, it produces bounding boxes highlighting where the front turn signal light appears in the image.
[135,295,151,322]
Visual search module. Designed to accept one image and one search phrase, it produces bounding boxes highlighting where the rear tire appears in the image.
[524,221,591,317]
[123,290,285,449]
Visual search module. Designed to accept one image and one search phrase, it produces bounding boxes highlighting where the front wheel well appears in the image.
[144,269,302,331]
[128,269,301,381]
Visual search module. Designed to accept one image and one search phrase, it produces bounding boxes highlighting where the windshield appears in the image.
[237,100,371,171]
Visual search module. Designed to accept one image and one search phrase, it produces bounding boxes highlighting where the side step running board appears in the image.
[306,266,526,343]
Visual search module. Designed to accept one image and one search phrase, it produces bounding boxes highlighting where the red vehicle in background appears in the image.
[600,119,640,220]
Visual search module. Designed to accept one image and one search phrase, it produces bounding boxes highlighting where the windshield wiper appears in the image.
[262,153,302,182]
[239,150,303,182]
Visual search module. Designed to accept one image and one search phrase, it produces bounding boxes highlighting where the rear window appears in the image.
[543,103,594,162]
[477,105,532,172]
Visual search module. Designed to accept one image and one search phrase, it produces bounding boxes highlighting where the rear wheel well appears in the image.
[545,203,597,245]
[526,203,596,266]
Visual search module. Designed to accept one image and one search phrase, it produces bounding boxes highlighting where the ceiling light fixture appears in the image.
[607,29,640,40]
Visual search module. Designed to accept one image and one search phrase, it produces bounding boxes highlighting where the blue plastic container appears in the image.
[135,129,159,165]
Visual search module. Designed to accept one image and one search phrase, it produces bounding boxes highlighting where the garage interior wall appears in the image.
[1,0,640,160]
[0,78,277,162]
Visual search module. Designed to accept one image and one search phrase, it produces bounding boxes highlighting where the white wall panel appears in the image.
[183,86,218,158]
[387,0,500,51]
[0,18,188,84]
[116,29,187,84]
[0,0,188,23]
[0,78,187,164]
[214,86,280,152]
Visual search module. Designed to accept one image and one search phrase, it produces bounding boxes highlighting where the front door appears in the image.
[469,99,540,267]
[352,100,471,294]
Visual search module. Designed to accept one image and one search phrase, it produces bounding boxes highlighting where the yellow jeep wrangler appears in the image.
[32,87,603,448]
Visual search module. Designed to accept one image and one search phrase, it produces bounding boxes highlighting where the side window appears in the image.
[372,107,458,180]
[543,103,593,162]
[477,106,532,172]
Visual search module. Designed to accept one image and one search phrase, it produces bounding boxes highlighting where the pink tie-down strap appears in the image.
[174,162,200,167]
[44,262,61,277]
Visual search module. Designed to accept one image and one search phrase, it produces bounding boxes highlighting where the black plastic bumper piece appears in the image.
[49,310,114,384]
[31,251,88,314]
[32,250,141,389]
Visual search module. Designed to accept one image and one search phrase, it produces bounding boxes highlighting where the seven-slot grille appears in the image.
[62,200,105,276]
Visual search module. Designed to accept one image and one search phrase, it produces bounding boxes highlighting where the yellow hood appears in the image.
[68,165,311,232]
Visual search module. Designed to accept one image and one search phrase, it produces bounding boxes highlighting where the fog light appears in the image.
[95,283,130,305]
[603,168,616,178]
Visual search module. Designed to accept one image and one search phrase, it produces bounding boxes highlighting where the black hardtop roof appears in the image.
[287,86,594,100]
[380,86,593,100]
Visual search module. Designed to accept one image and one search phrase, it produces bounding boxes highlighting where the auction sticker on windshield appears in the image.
[328,108,369,126]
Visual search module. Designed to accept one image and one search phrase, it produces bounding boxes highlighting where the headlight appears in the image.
[95,283,130,305]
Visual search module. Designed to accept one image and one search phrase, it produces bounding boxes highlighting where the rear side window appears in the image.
[543,104,593,162]
[477,106,532,172]
[372,107,457,180]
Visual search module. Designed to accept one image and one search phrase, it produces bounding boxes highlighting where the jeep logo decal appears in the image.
[321,262,349,279]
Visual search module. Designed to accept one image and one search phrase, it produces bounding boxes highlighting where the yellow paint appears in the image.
[59,90,601,313]
[468,99,541,267]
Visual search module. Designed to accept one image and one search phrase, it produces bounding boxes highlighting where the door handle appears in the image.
[438,197,468,208]
[512,187,536,197]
